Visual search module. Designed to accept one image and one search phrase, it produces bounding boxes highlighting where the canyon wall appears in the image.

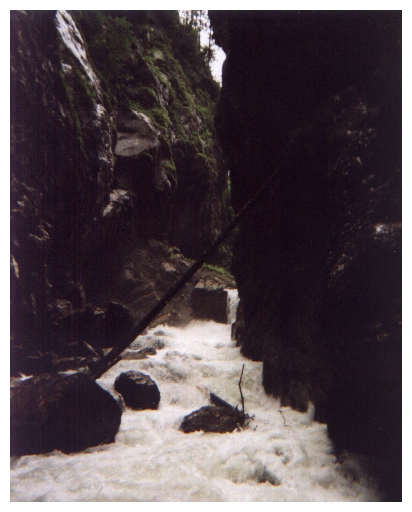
[11,11,230,368]
[210,10,401,500]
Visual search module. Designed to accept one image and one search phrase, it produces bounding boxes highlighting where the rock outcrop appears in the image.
[115,111,161,158]
[210,10,401,501]
[11,373,122,456]
[11,10,116,356]
[191,280,231,324]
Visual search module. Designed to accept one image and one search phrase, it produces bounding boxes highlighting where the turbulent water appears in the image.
[226,289,239,325]
[10,320,380,502]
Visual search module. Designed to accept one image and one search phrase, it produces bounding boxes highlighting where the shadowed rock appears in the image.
[180,405,245,434]
[10,373,122,456]
[210,10,401,501]
[114,371,160,410]
[191,280,229,324]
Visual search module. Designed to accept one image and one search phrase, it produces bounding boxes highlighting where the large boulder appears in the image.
[180,392,247,433]
[10,373,122,456]
[114,371,160,410]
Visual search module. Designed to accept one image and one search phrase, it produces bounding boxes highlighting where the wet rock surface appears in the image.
[10,10,230,376]
[114,371,161,410]
[180,391,247,434]
[191,280,229,324]
[137,347,157,356]
[180,406,245,434]
[115,110,160,158]
[10,373,122,456]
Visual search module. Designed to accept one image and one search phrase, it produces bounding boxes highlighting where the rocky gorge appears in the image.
[10,10,401,502]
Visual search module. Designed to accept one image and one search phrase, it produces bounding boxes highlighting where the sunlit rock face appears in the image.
[210,10,401,501]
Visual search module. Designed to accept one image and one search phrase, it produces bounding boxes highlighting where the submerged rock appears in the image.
[122,351,148,360]
[114,371,160,410]
[10,373,122,456]
[131,335,165,350]
[137,347,157,356]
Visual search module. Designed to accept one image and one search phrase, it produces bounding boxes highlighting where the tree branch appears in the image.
[238,364,245,416]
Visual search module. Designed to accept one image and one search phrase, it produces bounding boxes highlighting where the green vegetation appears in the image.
[68,10,234,267]
[71,10,219,146]
[203,263,235,283]
[71,12,135,90]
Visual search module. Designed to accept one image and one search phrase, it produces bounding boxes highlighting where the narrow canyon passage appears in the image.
[11,318,379,502]
[10,10,401,501]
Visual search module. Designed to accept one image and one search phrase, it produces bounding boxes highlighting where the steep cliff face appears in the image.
[11,11,116,353]
[210,11,401,500]
[72,10,228,260]
[11,11,229,363]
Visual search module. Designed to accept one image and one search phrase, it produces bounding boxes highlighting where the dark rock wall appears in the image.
[210,10,401,500]
[11,11,229,360]
[11,11,116,352]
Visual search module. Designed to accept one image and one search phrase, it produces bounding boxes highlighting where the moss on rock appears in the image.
[72,10,230,261]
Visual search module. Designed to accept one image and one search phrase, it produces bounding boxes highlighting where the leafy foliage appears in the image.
[180,10,216,65]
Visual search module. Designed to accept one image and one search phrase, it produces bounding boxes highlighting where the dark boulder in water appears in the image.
[10,373,122,456]
[180,405,245,434]
[114,371,160,410]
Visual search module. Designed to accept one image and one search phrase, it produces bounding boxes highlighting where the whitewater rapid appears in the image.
[10,320,380,501]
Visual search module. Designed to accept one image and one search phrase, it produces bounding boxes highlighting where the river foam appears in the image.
[10,321,380,501]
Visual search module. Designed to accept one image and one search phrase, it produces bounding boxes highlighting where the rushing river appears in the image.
[10,314,380,501]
